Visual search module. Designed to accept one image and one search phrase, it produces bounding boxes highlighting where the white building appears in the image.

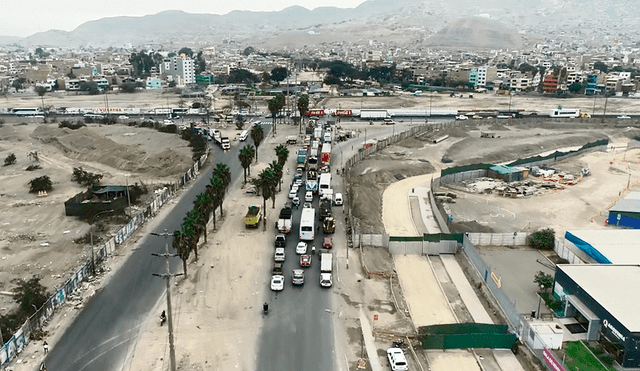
[160,56,195,85]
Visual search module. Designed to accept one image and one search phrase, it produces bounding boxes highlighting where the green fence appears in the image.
[419,323,517,350]
[441,163,492,177]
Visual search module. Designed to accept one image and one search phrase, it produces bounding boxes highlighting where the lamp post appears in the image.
[90,209,114,276]
[536,284,544,319]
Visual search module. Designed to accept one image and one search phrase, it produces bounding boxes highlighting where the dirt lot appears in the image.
[0,121,192,310]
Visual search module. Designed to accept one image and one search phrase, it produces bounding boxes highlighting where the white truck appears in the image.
[209,129,230,150]
[320,253,333,287]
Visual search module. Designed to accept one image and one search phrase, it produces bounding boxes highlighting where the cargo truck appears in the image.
[244,206,262,228]
[276,205,293,233]
[321,143,331,165]
[320,253,333,287]
[306,169,318,193]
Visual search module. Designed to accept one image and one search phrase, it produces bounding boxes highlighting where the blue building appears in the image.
[585,74,599,95]
[607,192,640,228]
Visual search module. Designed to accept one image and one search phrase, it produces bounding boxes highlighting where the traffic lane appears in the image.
[45,131,251,371]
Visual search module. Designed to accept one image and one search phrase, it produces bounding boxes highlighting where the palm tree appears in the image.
[297,94,309,134]
[269,160,283,195]
[275,144,289,167]
[214,162,231,188]
[268,97,279,133]
[275,93,285,125]
[209,175,226,218]
[258,168,276,231]
[194,192,213,243]
[238,144,255,183]
[184,209,203,261]
[251,125,264,161]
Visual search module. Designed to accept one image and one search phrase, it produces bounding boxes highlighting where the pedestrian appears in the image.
[43,341,48,354]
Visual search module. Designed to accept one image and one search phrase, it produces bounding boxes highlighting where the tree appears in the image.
[173,229,191,275]
[72,167,103,186]
[297,95,309,134]
[238,145,255,183]
[193,192,213,243]
[251,125,264,160]
[242,47,255,56]
[12,276,48,316]
[36,86,47,97]
[569,82,582,93]
[594,61,608,73]
[213,163,231,216]
[534,271,554,292]
[269,160,283,196]
[4,153,16,166]
[79,81,99,95]
[29,175,52,193]
[268,97,279,126]
[257,168,276,230]
[178,47,194,57]
[529,228,555,250]
[275,144,289,167]
[209,175,225,222]
[12,77,26,90]
[228,69,258,84]
[270,67,288,83]
[183,209,202,261]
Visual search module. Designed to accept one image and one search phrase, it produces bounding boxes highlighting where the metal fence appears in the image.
[468,232,529,247]
[0,150,210,368]
[388,240,458,255]
[354,233,389,248]
[553,237,586,264]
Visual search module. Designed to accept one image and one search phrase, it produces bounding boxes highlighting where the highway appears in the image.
[43,125,256,371]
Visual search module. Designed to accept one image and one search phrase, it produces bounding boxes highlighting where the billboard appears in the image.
[309,109,325,116]
[334,109,352,116]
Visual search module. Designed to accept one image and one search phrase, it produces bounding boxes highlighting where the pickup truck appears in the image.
[272,262,283,275]
[276,206,293,233]
[244,206,262,228]
[319,199,332,221]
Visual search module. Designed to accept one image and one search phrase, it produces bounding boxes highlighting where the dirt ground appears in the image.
[0,121,192,312]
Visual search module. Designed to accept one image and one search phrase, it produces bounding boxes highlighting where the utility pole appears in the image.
[602,93,609,123]
[151,230,183,371]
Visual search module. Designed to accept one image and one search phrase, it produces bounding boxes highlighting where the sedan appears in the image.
[300,254,311,267]
[270,275,284,291]
[322,237,333,249]
[295,178,304,187]
[455,115,468,120]
[292,196,301,207]
[288,189,298,199]
[296,241,308,254]
[274,248,286,262]
[292,269,304,285]
[618,115,632,119]
[303,202,312,209]
[305,191,313,202]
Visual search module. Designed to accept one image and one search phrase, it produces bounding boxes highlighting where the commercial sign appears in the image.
[334,109,352,116]
[308,109,325,116]
[543,348,566,371]
[603,319,626,342]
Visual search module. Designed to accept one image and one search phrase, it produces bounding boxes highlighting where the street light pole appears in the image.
[151,230,183,371]
[90,209,114,276]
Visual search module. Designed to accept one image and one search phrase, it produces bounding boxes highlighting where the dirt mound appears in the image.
[487,123,511,131]
[349,154,435,233]
[0,124,29,142]
[396,137,424,148]
[30,125,191,178]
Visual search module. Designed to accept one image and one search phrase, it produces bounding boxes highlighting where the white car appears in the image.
[455,115,469,120]
[288,188,298,199]
[334,193,343,206]
[296,241,308,254]
[292,196,301,206]
[274,248,286,262]
[305,191,313,202]
[387,348,408,371]
[618,115,631,119]
[270,275,284,291]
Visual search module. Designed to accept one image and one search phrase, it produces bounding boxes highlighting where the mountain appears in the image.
[3,0,639,49]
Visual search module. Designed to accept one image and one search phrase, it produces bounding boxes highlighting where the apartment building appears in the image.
[160,56,195,85]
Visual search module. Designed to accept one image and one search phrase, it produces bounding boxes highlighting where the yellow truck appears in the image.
[244,206,262,228]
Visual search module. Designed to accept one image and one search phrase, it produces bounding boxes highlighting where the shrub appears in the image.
[599,354,615,366]
[72,167,103,186]
[25,164,42,171]
[3,153,17,166]
[529,228,555,250]
[59,120,86,130]
[29,175,53,193]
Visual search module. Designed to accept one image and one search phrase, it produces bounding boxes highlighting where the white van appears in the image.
[239,130,249,141]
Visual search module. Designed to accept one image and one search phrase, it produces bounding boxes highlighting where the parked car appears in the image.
[271,275,284,291]
[334,193,343,206]
[305,191,313,202]
[387,348,408,371]
[296,241,308,254]
[322,237,333,249]
[300,254,311,267]
[455,115,469,120]
[292,269,305,285]
[274,248,286,262]
[618,115,632,119]
[295,178,304,187]
[289,188,298,199]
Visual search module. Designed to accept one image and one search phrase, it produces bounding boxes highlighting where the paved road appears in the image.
[44,125,266,371]
[256,123,337,371]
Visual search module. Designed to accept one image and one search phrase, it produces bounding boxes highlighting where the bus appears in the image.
[299,208,315,241]
[12,108,44,116]
[319,173,332,194]
[549,108,580,118]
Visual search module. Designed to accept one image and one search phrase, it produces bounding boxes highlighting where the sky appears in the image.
[1,0,367,38]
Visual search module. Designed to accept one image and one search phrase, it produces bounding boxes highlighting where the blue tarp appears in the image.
[564,231,612,264]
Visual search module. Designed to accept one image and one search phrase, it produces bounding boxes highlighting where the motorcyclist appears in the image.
[263,302,269,313]
[311,245,316,254]
[160,310,167,325]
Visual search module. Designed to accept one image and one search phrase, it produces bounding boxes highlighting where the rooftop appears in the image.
[566,229,640,264]
[609,191,640,213]
[558,264,640,333]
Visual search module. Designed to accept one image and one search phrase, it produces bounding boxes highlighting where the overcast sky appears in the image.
[1,0,367,37]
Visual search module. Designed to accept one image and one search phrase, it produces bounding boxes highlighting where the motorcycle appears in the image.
[263,302,269,315]
[160,311,167,326]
